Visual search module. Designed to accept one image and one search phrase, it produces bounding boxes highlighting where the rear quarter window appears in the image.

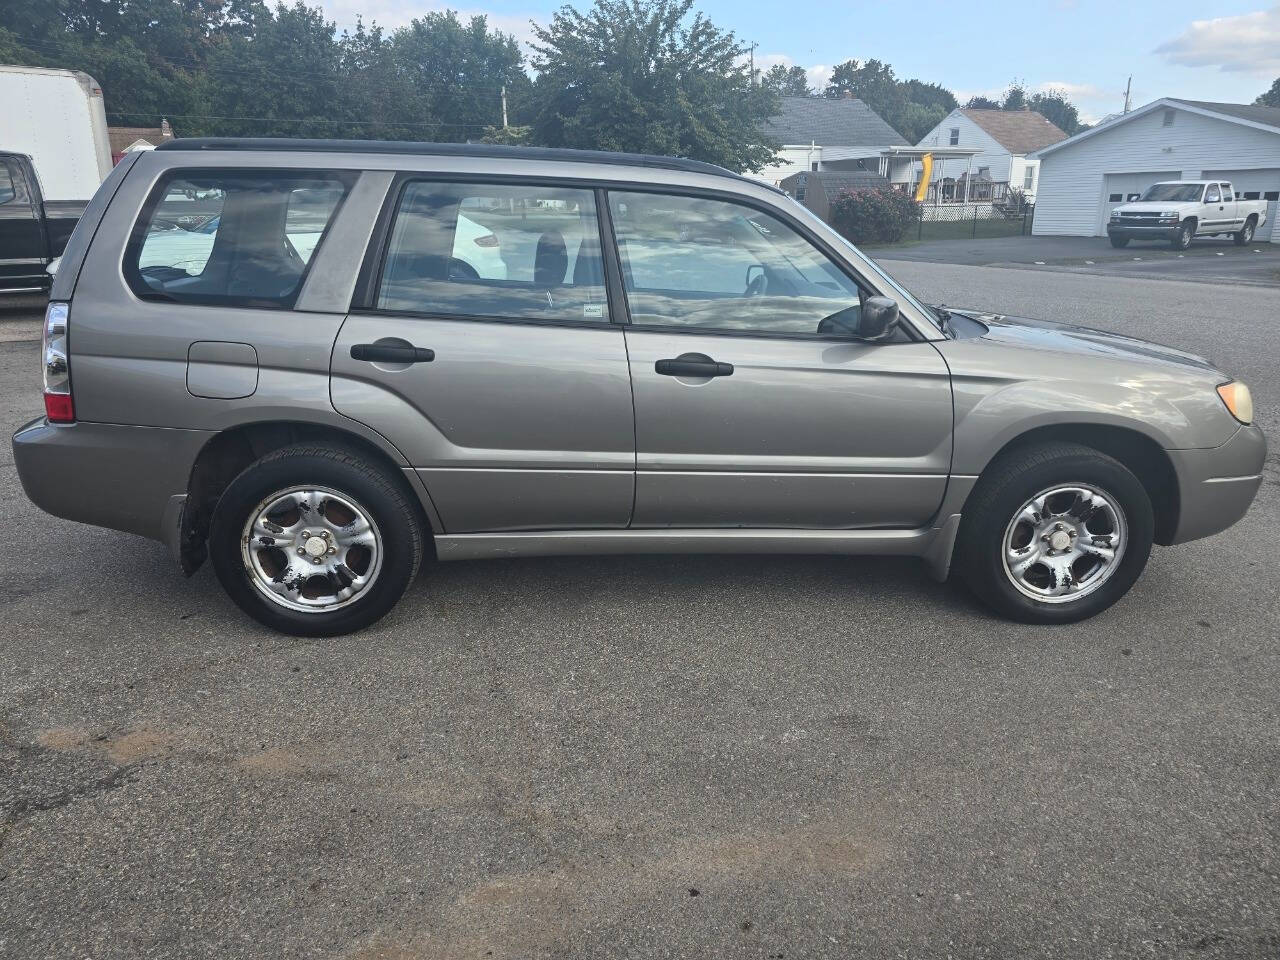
[124,170,351,308]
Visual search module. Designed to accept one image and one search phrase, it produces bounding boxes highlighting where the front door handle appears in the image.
[655,354,734,378]
[351,343,435,363]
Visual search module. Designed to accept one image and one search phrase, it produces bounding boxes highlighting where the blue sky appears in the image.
[315,0,1280,125]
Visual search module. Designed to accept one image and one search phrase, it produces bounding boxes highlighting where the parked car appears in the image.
[1107,180,1268,249]
[12,140,1265,635]
[0,66,113,292]
[136,209,506,280]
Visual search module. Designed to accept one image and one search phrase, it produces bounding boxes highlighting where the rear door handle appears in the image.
[350,343,435,363]
[655,355,734,378]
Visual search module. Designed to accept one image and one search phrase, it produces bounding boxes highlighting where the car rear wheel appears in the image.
[1234,218,1255,246]
[1172,222,1194,249]
[1109,235,1129,248]
[957,442,1154,624]
[209,443,426,636]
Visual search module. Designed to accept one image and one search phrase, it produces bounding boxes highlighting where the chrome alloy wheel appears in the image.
[1001,484,1127,604]
[240,486,384,614]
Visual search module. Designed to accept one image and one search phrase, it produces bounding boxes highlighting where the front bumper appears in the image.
[1167,423,1267,544]
[1107,223,1181,241]
[12,418,213,545]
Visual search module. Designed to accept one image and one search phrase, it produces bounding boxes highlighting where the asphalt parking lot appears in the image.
[877,234,1280,286]
[2,262,1278,959]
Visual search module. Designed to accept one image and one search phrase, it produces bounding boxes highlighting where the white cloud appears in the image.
[1033,80,1108,99]
[1155,5,1280,75]
[750,53,830,93]
[805,64,832,92]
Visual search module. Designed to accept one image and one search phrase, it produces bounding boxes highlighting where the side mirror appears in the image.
[859,296,900,342]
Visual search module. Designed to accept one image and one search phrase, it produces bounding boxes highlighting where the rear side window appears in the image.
[0,164,14,204]
[125,171,349,308]
[374,181,609,323]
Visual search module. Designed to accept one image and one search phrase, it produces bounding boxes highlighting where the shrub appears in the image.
[829,187,921,244]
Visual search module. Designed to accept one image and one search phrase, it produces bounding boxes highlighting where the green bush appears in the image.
[829,187,921,244]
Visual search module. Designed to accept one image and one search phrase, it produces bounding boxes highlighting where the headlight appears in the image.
[1216,381,1254,425]
[1110,211,1121,219]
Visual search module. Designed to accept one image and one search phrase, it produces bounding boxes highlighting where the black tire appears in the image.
[1234,218,1255,246]
[956,442,1154,624]
[1172,221,1194,249]
[1109,235,1129,248]
[209,443,426,636]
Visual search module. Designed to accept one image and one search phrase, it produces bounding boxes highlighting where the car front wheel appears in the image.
[957,442,1154,624]
[1172,222,1194,249]
[209,443,426,636]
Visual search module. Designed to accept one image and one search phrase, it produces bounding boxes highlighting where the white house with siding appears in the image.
[914,108,1067,200]
[1031,98,1280,241]
[755,95,909,185]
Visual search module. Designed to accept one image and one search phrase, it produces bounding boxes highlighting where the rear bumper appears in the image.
[1168,424,1267,544]
[12,418,212,544]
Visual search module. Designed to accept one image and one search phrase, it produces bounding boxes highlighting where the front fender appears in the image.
[942,367,1238,477]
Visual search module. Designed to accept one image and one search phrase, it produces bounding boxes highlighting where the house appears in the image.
[915,108,1068,200]
[755,94,908,185]
[778,169,890,222]
[1030,98,1280,242]
[108,119,173,163]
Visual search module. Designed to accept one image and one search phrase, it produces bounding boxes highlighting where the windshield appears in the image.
[785,197,942,331]
[1139,183,1204,202]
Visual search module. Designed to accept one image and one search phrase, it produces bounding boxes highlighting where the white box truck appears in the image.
[1,65,113,292]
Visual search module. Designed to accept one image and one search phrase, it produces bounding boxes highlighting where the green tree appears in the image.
[964,95,1000,109]
[1256,77,1280,107]
[822,60,962,141]
[762,64,811,97]
[1000,82,1027,111]
[1028,88,1083,135]
[527,0,779,172]
[824,58,907,124]
[389,11,525,140]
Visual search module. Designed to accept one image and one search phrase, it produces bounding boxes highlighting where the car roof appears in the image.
[156,138,752,183]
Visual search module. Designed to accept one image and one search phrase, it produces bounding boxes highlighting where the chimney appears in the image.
[161,118,172,138]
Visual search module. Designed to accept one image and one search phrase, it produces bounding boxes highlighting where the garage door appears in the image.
[1203,168,1280,242]
[1099,171,1180,234]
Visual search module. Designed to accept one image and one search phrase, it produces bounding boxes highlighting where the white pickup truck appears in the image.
[1106,180,1268,249]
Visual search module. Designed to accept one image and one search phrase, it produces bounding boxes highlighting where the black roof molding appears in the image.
[156,137,745,179]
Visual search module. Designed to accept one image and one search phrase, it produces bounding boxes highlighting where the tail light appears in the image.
[42,301,74,423]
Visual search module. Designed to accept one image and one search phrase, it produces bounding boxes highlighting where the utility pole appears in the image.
[749,42,757,86]
[501,85,508,127]
[1122,76,1132,114]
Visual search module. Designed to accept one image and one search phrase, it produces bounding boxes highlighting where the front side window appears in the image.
[127,171,348,307]
[1205,184,1221,203]
[376,182,608,323]
[608,191,864,337]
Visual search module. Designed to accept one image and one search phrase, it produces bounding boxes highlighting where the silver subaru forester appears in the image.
[12,139,1266,635]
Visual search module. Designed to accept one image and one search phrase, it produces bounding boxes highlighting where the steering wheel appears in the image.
[448,257,480,281]
[744,271,769,297]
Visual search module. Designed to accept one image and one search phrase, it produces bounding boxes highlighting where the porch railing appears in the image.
[892,181,1010,204]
